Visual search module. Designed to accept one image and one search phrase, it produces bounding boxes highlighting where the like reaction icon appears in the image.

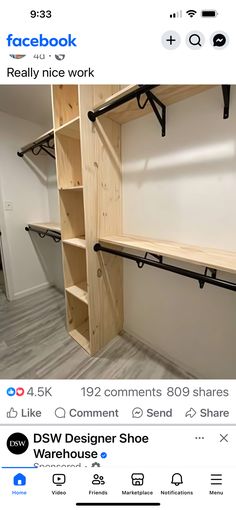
[7,387,15,397]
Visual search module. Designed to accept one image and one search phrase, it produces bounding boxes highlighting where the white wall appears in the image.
[0,109,63,299]
[122,86,236,379]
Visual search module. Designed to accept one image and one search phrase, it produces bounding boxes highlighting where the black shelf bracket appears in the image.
[138,89,166,137]
[17,132,55,159]
[222,85,231,119]
[198,267,217,289]
[94,243,236,293]
[25,225,61,243]
[88,84,166,137]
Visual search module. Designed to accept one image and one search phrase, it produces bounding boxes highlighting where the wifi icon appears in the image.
[186,9,197,17]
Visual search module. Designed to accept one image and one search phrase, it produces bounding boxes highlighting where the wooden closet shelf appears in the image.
[19,128,54,152]
[63,238,86,249]
[99,234,236,275]
[28,222,61,233]
[55,116,80,139]
[93,85,216,124]
[66,282,88,304]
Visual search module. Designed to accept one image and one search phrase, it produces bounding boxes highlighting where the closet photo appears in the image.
[0,84,235,379]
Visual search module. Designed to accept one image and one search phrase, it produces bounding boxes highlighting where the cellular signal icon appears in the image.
[170,10,182,18]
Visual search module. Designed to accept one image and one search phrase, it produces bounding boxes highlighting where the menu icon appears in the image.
[211,474,222,486]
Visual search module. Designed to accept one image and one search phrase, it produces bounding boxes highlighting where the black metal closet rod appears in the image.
[25,225,61,242]
[17,133,55,159]
[94,243,236,293]
[88,85,158,122]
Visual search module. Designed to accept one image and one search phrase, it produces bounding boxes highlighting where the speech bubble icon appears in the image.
[55,407,66,418]
[213,33,226,47]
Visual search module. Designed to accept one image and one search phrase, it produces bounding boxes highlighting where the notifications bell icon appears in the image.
[171,473,183,486]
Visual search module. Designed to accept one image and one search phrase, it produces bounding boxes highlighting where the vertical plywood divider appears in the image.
[79,85,123,354]
[52,84,123,356]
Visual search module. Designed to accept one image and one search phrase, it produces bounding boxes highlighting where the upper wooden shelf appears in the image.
[99,234,236,275]
[28,222,61,233]
[63,238,86,249]
[93,85,216,124]
[55,116,80,139]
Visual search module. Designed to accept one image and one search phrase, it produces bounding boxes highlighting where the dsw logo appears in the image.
[7,433,29,454]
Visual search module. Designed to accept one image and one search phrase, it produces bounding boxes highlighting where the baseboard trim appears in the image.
[123,327,198,379]
[13,281,51,300]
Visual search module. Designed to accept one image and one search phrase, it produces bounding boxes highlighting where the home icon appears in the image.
[13,473,26,486]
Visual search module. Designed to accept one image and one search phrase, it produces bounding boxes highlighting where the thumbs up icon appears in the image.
[7,407,18,418]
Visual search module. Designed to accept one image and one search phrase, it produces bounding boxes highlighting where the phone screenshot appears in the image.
[0,1,235,508]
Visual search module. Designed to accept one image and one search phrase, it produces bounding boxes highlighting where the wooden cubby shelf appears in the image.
[63,243,87,288]
[70,321,90,351]
[59,190,85,240]
[56,132,82,189]
[55,116,80,139]
[63,238,86,249]
[66,282,88,304]
[59,186,83,191]
[99,234,236,275]
[66,292,90,352]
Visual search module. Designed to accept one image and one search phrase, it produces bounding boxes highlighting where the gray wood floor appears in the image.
[0,286,190,379]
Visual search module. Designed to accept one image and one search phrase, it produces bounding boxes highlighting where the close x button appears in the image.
[219,433,229,443]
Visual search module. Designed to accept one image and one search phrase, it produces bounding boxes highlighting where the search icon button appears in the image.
[190,34,201,46]
[187,31,205,50]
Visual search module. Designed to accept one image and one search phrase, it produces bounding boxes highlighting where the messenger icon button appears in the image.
[211,31,229,49]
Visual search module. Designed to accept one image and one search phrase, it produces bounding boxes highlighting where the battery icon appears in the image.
[201,10,218,17]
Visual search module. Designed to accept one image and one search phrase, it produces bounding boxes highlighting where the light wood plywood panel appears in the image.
[79,85,123,354]
[100,234,236,275]
[95,117,122,237]
[59,189,85,240]
[93,85,216,124]
[52,85,79,128]
[55,133,82,189]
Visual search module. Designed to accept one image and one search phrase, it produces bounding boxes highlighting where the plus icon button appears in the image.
[162,31,181,50]
[166,35,176,45]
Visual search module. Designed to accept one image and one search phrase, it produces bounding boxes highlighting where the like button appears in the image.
[7,407,18,418]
